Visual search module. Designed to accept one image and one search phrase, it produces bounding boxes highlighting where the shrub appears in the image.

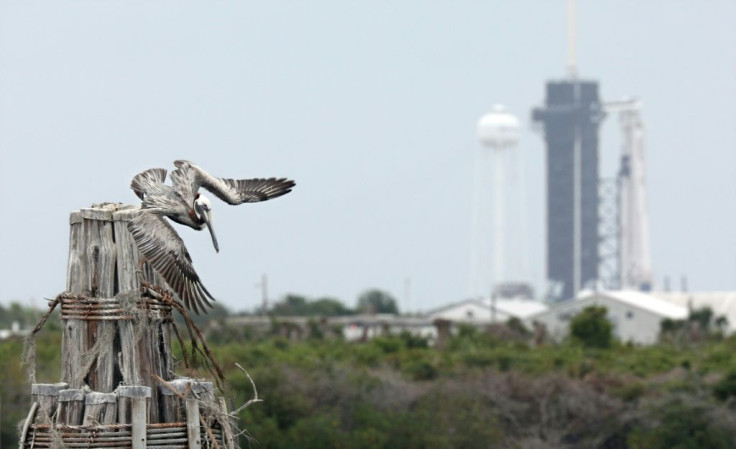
[628,397,734,449]
[570,306,613,349]
[713,370,736,402]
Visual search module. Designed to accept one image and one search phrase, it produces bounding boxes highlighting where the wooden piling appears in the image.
[20,204,234,449]
[159,378,192,423]
[185,399,201,449]
[83,392,117,426]
[61,204,172,420]
[31,383,68,424]
[118,386,151,449]
[56,389,85,426]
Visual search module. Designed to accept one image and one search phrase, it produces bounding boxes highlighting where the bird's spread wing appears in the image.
[128,210,215,314]
[202,176,296,205]
[173,160,295,205]
[130,168,167,200]
[169,162,199,207]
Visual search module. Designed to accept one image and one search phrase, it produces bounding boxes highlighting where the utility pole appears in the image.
[490,290,497,325]
[403,277,411,315]
[255,274,268,314]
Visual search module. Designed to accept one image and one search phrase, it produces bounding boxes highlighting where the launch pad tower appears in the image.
[532,80,604,302]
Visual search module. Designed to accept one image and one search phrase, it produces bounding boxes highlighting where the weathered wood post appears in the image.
[82,392,117,426]
[118,386,151,449]
[56,389,84,425]
[185,398,201,449]
[20,203,233,449]
[433,318,452,351]
[63,205,171,393]
[31,383,68,425]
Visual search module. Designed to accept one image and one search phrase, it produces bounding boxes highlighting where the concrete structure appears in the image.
[526,290,687,345]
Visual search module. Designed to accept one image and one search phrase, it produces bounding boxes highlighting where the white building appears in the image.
[0,321,30,340]
[526,290,688,345]
[427,297,548,325]
[653,292,736,333]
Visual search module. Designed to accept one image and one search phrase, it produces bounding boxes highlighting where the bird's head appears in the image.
[194,194,219,253]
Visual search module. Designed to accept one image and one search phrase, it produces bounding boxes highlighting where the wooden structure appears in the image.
[20,203,234,449]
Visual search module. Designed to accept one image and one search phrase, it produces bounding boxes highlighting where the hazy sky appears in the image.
[1,1,734,313]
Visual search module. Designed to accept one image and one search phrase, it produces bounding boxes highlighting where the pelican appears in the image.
[128,160,295,314]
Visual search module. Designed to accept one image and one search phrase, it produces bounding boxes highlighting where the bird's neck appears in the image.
[188,208,207,229]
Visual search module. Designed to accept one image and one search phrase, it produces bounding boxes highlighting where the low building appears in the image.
[653,292,736,333]
[526,290,688,345]
[427,297,548,325]
[224,314,437,342]
[0,321,30,340]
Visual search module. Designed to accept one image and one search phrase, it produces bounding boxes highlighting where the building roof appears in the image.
[526,290,689,321]
[426,297,548,321]
[581,290,689,320]
[481,298,549,319]
[425,298,484,316]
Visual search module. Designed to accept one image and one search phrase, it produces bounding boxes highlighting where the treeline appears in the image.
[3,304,736,448]
[165,289,398,329]
[245,289,399,317]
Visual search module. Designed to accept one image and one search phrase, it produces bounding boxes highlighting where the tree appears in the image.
[309,297,353,317]
[271,295,309,316]
[0,302,41,328]
[570,306,613,349]
[356,289,399,315]
[659,306,729,344]
[270,295,353,317]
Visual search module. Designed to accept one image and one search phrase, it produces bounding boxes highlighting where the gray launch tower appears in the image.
[532,80,604,302]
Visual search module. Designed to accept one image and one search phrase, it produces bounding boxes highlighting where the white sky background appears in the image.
[0,1,734,313]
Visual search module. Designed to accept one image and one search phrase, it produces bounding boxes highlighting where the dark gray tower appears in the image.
[532,80,603,302]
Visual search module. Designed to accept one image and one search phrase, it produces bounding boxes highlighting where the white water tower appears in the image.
[470,105,521,298]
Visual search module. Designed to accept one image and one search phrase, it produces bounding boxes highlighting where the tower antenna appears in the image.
[567,0,578,78]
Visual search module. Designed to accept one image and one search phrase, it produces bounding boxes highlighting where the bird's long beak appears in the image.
[201,210,219,253]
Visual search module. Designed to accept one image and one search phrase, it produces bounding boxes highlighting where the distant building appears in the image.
[653,292,736,334]
[526,290,688,345]
[339,315,436,341]
[0,321,30,340]
[533,80,604,302]
[427,297,548,325]
[224,314,437,342]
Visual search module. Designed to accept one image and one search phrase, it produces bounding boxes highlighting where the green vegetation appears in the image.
[0,302,43,329]
[660,306,729,344]
[267,294,354,317]
[356,289,399,315]
[241,290,397,318]
[570,305,614,349]
[4,303,736,448]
